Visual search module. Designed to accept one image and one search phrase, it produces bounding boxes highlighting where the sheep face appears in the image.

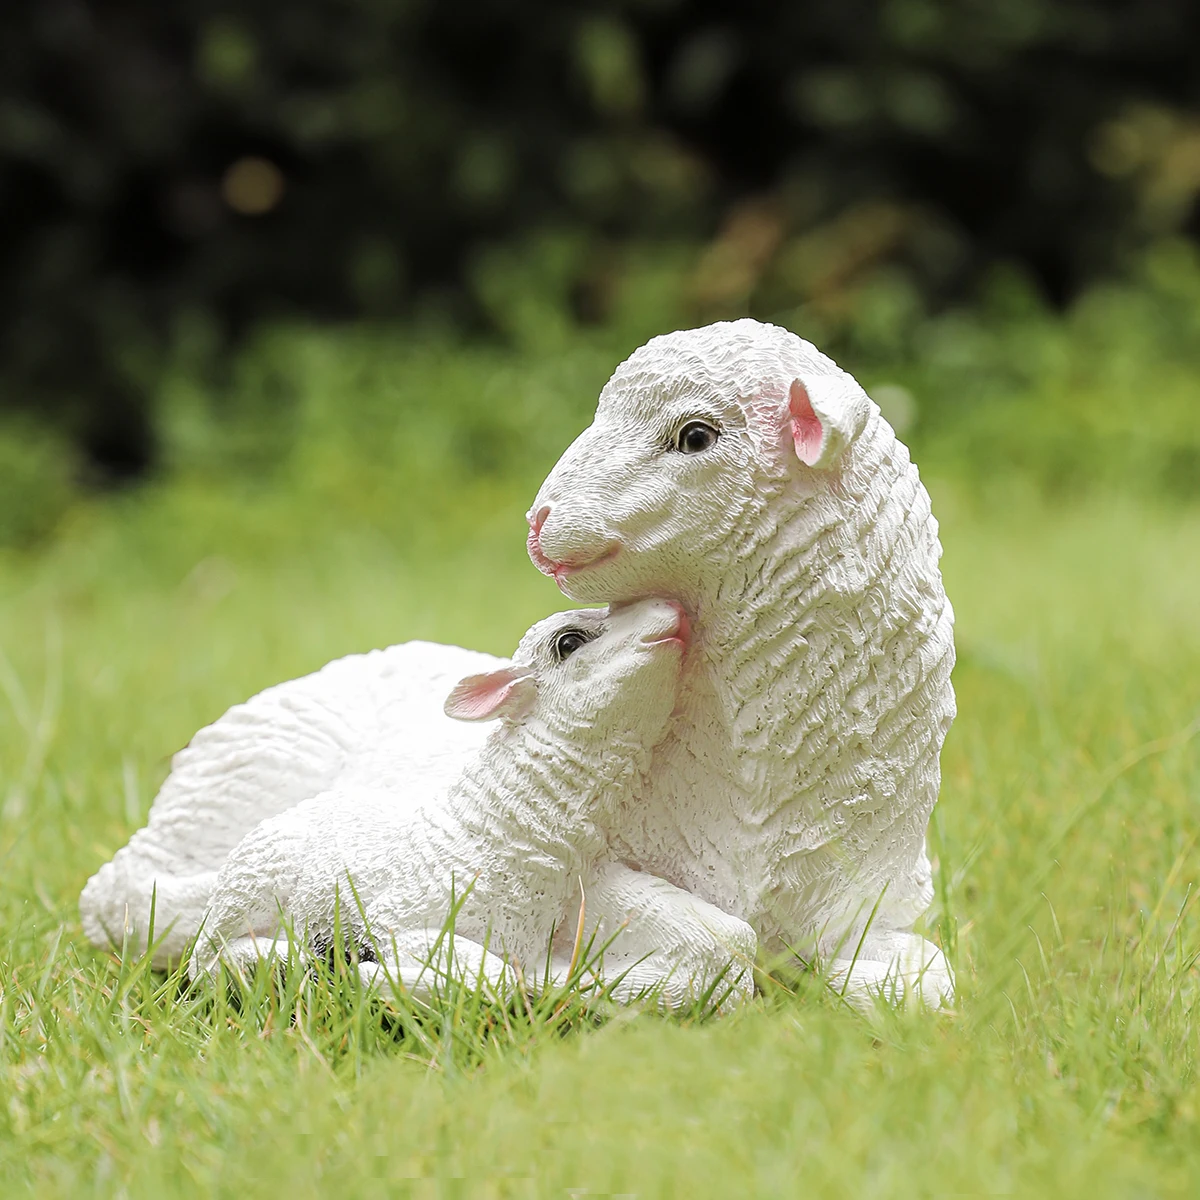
[444,599,687,750]
[526,319,872,607]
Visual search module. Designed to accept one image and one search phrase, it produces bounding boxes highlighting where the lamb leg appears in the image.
[357,923,515,1001]
[826,928,954,1012]
[554,861,758,1012]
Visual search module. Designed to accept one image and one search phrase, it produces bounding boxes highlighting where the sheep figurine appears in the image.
[526,319,957,1004]
[82,318,954,1009]
[191,599,757,1010]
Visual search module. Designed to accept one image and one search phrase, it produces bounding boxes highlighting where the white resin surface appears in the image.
[81,319,956,1008]
[526,319,957,1004]
[80,640,498,965]
[191,601,756,1008]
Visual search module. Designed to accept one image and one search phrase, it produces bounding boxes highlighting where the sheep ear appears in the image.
[788,376,856,468]
[444,668,536,722]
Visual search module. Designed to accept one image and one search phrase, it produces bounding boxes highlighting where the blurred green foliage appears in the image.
[2,233,1197,551]
[0,420,77,548]
[152,234,1200,506]
[3,1,1199,476]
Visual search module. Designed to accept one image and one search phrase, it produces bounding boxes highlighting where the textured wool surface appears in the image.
[527,319,956,1000]
[80,640,500,966]
[80,318,955,1006]
[191,601,756,1006]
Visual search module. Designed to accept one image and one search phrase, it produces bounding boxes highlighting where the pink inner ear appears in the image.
[789,379,825,466]
[444,670,522,721]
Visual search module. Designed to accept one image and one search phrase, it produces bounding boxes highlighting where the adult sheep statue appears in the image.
[526,319,956,1006]
[80,318,955,1009]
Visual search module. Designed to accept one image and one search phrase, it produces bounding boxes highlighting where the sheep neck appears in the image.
[634,412,957,942]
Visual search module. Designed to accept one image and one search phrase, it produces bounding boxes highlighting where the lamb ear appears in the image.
[443,668,537,722]
[788,376,858,469]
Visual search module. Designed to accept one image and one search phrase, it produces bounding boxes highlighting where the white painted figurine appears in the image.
[81,319,956,1009]
[191,600,756,1009]
[526,319,956,1005]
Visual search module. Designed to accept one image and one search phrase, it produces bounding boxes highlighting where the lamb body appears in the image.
[81,640,499,966]
[193,600,757,1008]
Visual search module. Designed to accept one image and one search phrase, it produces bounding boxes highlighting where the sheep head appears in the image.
[526,319,873,608]
[444,600,687,750]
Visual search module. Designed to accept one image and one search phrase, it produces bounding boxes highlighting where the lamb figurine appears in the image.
[526,319,957,1004]
[191,599,758,1011]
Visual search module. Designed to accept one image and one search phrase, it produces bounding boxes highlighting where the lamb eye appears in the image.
[553,629,591,662]
[675,420,719,455]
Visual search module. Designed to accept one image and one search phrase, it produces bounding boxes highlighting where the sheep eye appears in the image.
[553,629,592,662]
[675,420,719,455]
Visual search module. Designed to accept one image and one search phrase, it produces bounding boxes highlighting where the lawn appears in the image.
[1,317,1199,1195]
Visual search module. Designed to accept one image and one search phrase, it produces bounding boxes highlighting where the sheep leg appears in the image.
[185,792,332,981]
[192,932,298,979]
[356,903,516,1003]
[553,862,758,1012]
[826,929,954,1011]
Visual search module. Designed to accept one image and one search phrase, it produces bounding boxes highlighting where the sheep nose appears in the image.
[528,505,551,536]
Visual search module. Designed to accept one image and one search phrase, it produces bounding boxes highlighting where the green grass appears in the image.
[4,253,1200,1196]
[2,456,1198,1196]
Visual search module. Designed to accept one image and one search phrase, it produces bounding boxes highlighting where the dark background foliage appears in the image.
[3,0,1200,479]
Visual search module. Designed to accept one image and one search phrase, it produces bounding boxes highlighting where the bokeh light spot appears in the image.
[221,157,285,215]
